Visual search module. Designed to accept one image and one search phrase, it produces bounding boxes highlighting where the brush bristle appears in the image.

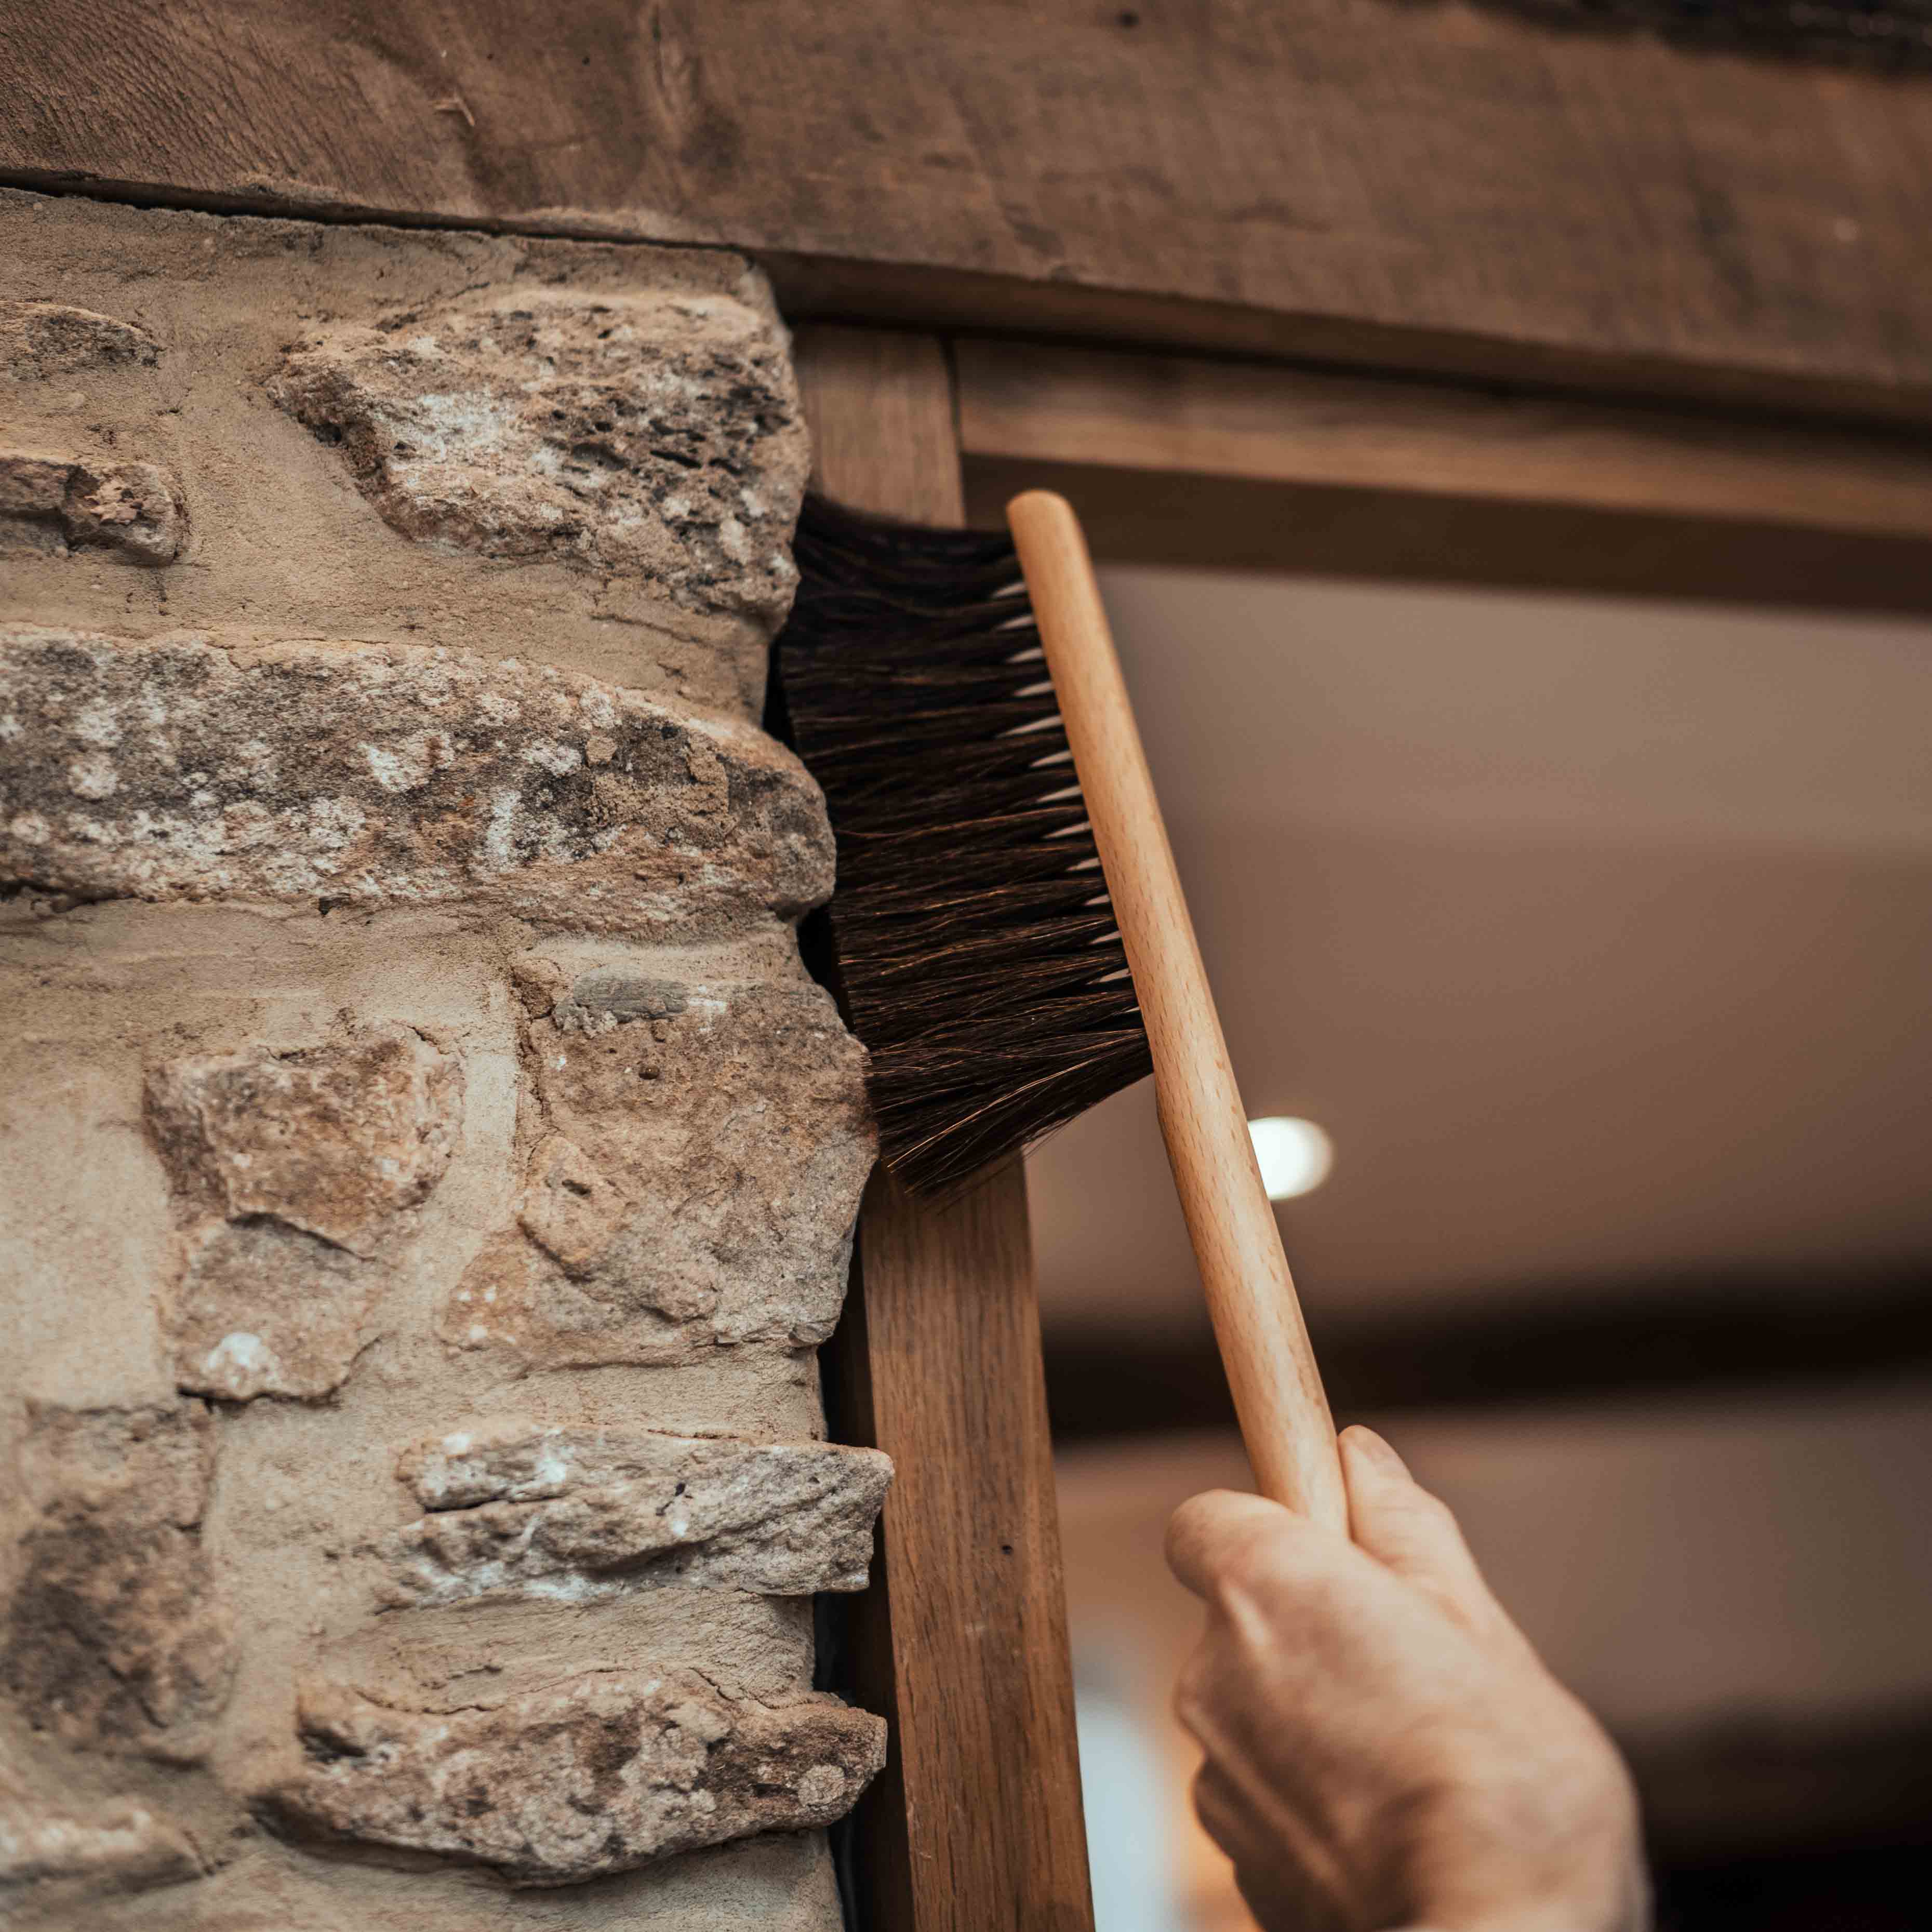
[773,494,1152,1195]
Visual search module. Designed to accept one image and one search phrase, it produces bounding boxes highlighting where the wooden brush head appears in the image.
[771,493,1151,1194]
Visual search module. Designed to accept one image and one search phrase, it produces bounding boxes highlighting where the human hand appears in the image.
[1166,1425,1648,1932]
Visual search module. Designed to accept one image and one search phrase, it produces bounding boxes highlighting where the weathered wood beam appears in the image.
[955,337,1932,612]
[1044,1270,1932,1437]
[799,326,1095,1932]
[7,1,1932,422]
[962,451,1932,616]
[957,341,1932,544]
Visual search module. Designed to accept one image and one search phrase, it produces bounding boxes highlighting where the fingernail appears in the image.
[1343,1424,1410,1481]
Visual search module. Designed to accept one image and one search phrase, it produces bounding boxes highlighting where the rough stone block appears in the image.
[1,193,873,1932]
[0,300,160,379]
[144,1025,463,1400]
[554,965,690,1029]
[381,1424,891,1605]
[0,1788,199,1901]
[167,1219,376,1403]
[0,627,833,929]
[442,977,873,1364]
[273,289,808,627]
[0,453,185,563]
[268,1670,885,1885]
[0,455,68,532]
[0,1404,234,1760]
[1,193,803,714]
[145,1025,461,1255]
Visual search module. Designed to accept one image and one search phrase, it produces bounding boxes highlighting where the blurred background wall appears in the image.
[1031,562,1932,1931]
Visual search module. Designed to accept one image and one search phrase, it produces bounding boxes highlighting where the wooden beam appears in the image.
[797,326,1095,1932]
[961,453,1932,617]
[1044,1269,1932,1439]
[7,2,1932,423]
[957,341,1932,545]
[955,337,1932,614]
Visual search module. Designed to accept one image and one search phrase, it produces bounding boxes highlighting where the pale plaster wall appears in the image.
[0,187,883,1930]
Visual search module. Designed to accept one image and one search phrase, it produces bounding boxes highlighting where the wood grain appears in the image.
[962,454,1932,618]
[798,325,1096,1932]
[8,1,1932,420]
[960,341,1932,544]
[1009,490,1346,1530]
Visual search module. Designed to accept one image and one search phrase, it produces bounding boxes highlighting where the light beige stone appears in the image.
[0,627,834,929]
[166,1219,376,1403]
[323,1592,818,1721]
[144,1024,464,1400]
[274,289,807,625]
[145,1025,461,1254]
[1,189,806,713]
[267,1671,886,1886]
[380,1424,891,1604]
[442,975,874,1365]
[63,1814,847,1932]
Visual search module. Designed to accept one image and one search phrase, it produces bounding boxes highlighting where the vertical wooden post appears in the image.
[796,325,1097,1932]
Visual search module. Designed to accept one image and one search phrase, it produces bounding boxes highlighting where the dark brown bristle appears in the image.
[772,494,1152,1195]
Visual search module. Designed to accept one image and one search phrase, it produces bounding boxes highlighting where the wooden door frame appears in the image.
[797,327,1097,1932]
[794,320,1932,1932]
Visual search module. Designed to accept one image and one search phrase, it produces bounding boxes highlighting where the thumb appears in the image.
[1339,1425,1512,1640]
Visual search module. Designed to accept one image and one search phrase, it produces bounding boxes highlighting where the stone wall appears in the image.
[0,188,884,1931]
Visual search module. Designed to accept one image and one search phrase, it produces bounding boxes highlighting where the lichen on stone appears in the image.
[267,1670,886,1885]
[272,290,809,627]
[0,626,834,929]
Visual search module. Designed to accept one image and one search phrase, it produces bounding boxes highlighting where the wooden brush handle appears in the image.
[1008,489,1349,1531]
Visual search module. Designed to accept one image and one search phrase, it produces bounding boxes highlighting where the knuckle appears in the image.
[1266,1537,1341,1605]
[1216,1517,1294,1596]
[1165,1490,1238,1584]
[1162,1500,1201,1564]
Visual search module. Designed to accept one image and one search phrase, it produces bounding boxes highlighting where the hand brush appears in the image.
[774,487,1347,1529]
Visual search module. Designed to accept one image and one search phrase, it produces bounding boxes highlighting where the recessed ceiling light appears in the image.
[1247,1116,1334,1202]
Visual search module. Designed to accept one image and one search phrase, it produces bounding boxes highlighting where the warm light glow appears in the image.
[1247,1116,1334,1201]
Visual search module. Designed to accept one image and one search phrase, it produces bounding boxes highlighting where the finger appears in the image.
[1191,1761,1245,1854]
[1165,1488,1298,1603]
[1196,1765,1338,1932]
[1192,1764,1292,1890]
[1338,1425,1509,1636]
